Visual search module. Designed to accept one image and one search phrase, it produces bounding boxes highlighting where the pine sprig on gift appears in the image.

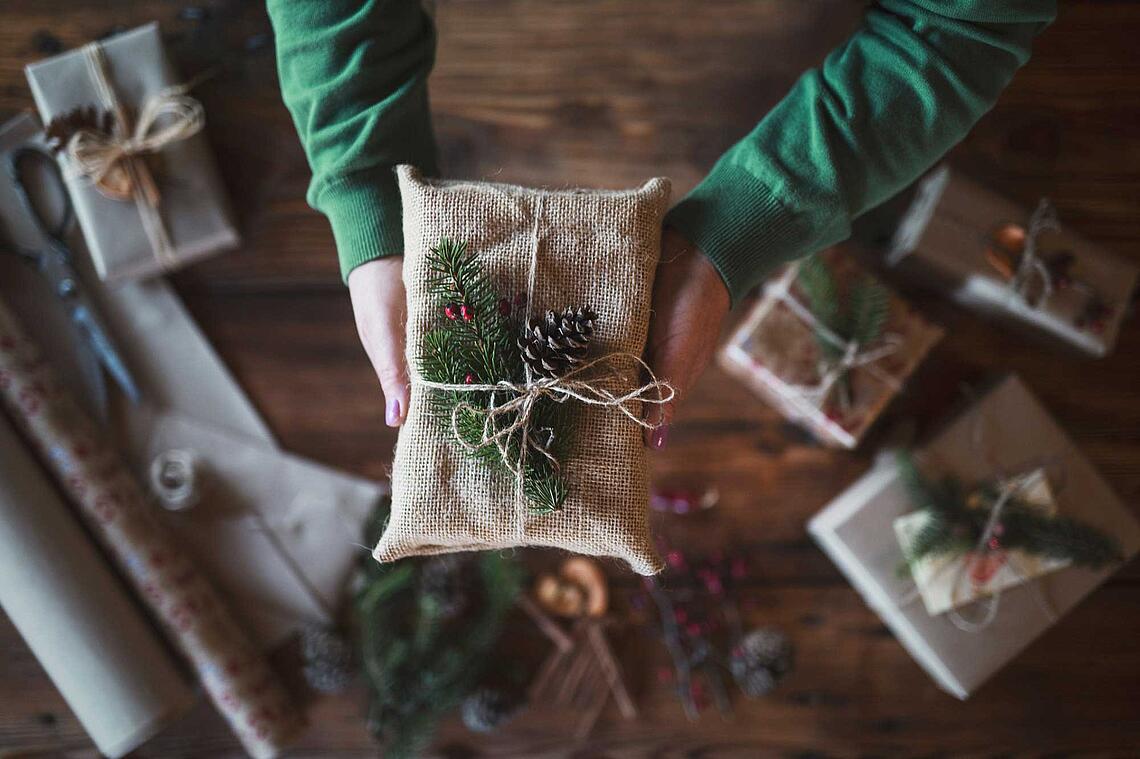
[355,498,522,759]
[795,255,891,409]
[896,452,1124,571]
[418,238,570,513]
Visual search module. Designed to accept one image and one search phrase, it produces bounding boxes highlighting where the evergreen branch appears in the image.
[895,451,1124,571]
[849,277,890,348]
[418,238,570,513]
[354,498,522,758]
[795,254,841,360]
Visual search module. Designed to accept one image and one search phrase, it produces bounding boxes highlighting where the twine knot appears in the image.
[1006,199,1061,308]
[65,86,204,201]
[416,352,674,482]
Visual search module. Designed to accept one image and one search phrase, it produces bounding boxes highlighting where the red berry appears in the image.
[444,303,459,320]
[461,304,474,321]
[498,298,511,316]
[464,373,476,385]
[666,550,686,569]
[987,537,1001,551]
[514,292,527,307]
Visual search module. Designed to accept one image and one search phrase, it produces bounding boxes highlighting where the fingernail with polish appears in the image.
[386,398,402,427]
[651,424,669,450]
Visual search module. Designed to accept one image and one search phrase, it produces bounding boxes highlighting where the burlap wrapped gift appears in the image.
[375,167,671,575]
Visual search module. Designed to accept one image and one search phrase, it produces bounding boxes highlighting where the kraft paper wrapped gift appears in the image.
[886,166,1137,357]
[808,375,1140,698]
[720,252,943,449]
[26,23,239,282]
[1,112,381,647]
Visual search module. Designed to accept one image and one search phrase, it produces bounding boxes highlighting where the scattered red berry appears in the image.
[464,373,476,385]
[514,292,527,307]
[498,297,511,316]
[460,303,475,321]
[987,537,1002,551]
[444,303,459,320]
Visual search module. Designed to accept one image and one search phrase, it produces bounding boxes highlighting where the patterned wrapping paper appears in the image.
[887,165,1138,357]
[0,414,196,758]
[808,376,1140,698]
[720,251,944,448]
[0,297,300,758]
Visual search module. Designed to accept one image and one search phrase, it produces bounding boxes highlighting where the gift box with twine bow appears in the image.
[809,375,1140,698]
[720,250,943,449]
[26,23,239,283]
[886,166,1137,357]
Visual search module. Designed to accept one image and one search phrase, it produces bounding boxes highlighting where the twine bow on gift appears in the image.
[764,268,903,411]
[991,199,1061,309]
[418,352,674,480]
[56,42,206,268]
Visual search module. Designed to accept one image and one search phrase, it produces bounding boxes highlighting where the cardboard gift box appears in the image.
[720,251,943,449]
[26,23,239,282]
[886,165,1137,357]
[808,375,1140,698]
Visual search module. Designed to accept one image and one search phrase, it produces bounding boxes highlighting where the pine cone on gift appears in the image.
[45,105,116,153]
[300,626,356,694]
[730,627,794,698]
[461,687,519,733]
[519,307,597,379]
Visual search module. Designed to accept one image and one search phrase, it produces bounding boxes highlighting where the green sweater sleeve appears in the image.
[665,0,1057,303]
[267,0,439,281]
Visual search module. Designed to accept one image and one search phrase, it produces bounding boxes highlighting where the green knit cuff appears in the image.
[665,167,810,305]
[316,169,405,283]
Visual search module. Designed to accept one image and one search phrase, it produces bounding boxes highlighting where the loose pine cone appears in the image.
[519,307,596,379]
[461,687,518,733]
[730,627,793,697]
[300,626,356,694]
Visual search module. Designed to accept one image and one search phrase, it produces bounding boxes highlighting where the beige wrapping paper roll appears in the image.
[0,413,196,757]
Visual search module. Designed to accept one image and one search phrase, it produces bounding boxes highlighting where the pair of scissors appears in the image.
[4,145,141,408]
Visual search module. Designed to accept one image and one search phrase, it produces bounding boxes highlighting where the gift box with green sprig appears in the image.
[720,249,943,448]
[376,167,672,575]
[809,376,1140,698]
[886,166,1138,357]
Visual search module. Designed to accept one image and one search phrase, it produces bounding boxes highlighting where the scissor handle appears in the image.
[7,145,74,248]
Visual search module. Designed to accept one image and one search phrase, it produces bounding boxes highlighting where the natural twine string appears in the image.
[411,192,675,507]
[1006,199,1061,309]
[764,264,903,408]
[63,42,205,269]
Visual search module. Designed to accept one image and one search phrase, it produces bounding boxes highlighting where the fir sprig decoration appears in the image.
[418,238,571,513]
[795,255,890,411]
[354,498,522,758]
[896,452,1124,571]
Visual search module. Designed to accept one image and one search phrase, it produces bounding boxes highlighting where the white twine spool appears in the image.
[148,449,200,511]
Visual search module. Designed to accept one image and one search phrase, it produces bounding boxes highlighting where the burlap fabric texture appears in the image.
[375,166,671,575]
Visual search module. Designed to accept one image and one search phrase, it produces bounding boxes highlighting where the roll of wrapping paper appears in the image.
[0,413,196,758]
[0,297,301,758]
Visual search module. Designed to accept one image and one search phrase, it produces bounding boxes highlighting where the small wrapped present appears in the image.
[809,376,1140,698]
[719,251,943,448]
[886,166,1137,357]
[26,23,239,282]
[377,167,672,575]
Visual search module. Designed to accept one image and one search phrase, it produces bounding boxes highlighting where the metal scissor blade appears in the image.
[72,304,142,404]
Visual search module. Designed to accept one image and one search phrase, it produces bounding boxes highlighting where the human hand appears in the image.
[642,227,731,449]
[348,257,409,427]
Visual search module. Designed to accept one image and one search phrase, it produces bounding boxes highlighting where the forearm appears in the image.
[268,0,440,279]
[666,0,1057,303]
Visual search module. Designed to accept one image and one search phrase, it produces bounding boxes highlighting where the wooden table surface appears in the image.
[2,1,1139,757]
